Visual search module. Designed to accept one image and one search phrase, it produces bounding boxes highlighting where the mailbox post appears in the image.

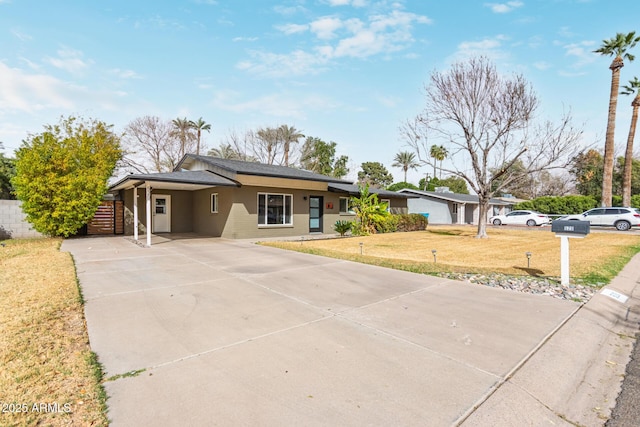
[551,220,590,285]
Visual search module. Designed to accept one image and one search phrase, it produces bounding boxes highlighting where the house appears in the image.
[109,154,410,244]
[397,187,517,225]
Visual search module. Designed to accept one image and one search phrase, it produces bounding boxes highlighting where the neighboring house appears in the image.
[398,187,517,225]
[109,154,410,242]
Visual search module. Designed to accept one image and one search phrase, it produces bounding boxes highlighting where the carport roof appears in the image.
[109,170,239,191]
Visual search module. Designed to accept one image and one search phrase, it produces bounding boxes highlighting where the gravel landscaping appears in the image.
[438,272,598,303]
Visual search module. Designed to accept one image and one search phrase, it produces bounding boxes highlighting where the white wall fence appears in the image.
[0,200,43,239]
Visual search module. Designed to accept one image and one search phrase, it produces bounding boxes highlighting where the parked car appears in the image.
[559,207,640,231]
[489,210,551,227]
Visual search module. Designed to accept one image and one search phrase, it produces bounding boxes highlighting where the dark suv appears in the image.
[560,207,640,231]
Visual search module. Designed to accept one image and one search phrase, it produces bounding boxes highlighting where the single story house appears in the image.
[397,188,518,225]
[109,154,410,244]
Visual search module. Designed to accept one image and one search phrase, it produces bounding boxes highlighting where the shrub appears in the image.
[334,220,353,237]
[514,195,598,215]
[375,215,399,233]
[395,214,429,232]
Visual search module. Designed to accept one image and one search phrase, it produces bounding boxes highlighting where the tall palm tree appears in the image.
[392,151,419,183]
[430,145,448,178]
[171,117,194,158]
[621,77,640,206]
[189,117,211,156]
[594,31,640,207]
[278,125,304,166]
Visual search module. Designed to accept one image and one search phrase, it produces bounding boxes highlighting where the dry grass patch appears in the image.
[0,238,107,427]
[263,226,640,283]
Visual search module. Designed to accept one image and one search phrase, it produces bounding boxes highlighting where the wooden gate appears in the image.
[86,200,124,235]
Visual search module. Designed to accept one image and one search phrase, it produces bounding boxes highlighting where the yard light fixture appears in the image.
[432,249,437,263]
[359,242,364,255]
[526,252,532,268]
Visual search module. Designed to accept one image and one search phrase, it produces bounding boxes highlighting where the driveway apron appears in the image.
[63,235,583,426]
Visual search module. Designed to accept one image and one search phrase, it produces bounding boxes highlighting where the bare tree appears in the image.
[120,116,181,173]
[401,57,583,238]
[218,126,304,165]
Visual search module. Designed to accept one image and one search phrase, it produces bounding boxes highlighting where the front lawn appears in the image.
[262,226,640,286]
[0,238,107,427]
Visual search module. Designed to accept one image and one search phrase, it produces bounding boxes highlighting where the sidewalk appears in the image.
[461,253,640,426]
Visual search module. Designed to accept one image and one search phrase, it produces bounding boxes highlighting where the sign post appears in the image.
[551,220,590,285]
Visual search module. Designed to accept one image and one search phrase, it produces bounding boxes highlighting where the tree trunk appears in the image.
[196,130,201,156]
[602,57,624,207]
[622,98,640,206]
[475,195,489,238]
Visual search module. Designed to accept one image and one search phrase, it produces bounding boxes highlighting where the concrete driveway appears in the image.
[61,235,639,426]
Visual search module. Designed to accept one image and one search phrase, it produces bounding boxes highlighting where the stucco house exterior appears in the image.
[398,188,517,225]
[109,154,409,243]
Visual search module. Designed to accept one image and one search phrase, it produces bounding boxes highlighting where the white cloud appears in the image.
[236,49,329,78]
[232,36,259,42]
[0,61,78,113]
[484,1,524,13]
[325,0,368,6]
[44,47,92,75]
[273,5,307,15]
[211,91,337,119]
[310,17,343,39]
[533,61,551,70]
[562,40,597,67]
[11,29,32,41]
[453,35,509,61]
[108,68,143,79]
[276,23,308,35]
[252,8,431,76]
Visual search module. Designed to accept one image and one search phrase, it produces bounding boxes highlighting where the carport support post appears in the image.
[145,183,151,247]
[560,235,570,285]
[133,186,138,241]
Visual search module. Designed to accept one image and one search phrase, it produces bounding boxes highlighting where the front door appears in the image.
[309,196,323,233]
[152,194,171,233]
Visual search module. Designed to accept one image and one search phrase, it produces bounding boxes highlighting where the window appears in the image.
[258,193,293,226]
[339,197,354,214]
[211,193,218,213]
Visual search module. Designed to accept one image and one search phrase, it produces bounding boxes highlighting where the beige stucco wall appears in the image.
[122,188,193,234]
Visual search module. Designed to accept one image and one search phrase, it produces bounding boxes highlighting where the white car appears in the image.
[559,207,640,231]
[489,210,551,227]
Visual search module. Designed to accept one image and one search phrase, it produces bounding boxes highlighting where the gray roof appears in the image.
[397,188,512,205]
[109,170,237,191]
[179,154,351,184]
[328,183,412,198]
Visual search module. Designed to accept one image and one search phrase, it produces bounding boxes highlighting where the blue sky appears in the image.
[1,0,639,183]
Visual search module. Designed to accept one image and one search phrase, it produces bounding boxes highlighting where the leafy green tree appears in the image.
[350,184,391,235]
[299,137,349,178]
[189,117,211,156]
[490,160,531,199]
[418,176,469,194]
[570,149,604,199]
[0,143,16,199]
[392,151,419,183]
[358,161,393,188]
[387,182,419,192]
[12,117,122,237]
[621,77,640,206]
[594,31,640,207]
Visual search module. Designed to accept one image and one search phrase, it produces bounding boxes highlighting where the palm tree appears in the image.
[594,32,640,207]
[189,117,211,156]
[430,145,448,178]
[392,151,419,183]
[621,77,640,206]
[171,117,195,158]
[278,125,304,166]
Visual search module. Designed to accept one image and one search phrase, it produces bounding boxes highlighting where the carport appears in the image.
[109,171,238,246]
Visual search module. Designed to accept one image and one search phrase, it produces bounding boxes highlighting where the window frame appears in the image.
[211,193,218,214]
[339,197,355,215]
[257,192,294,227]
[381,198,391,213]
